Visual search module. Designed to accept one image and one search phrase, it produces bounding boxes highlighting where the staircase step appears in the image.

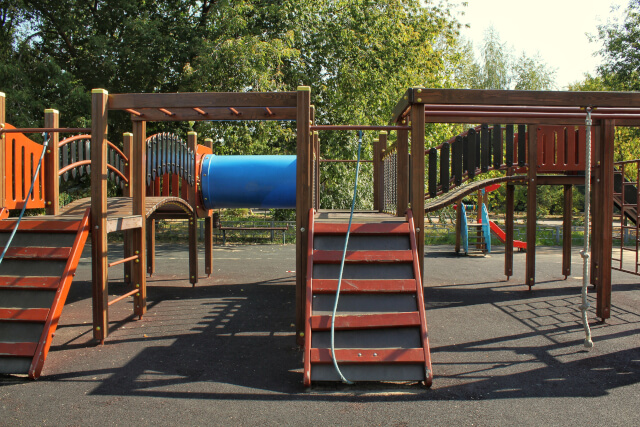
[313,250,413,263]
[314,223,410,235]
[0,342,38,357]
[0,220,82,233]
[0,277,61,290]
[311,312,421,330]
[0,308,49,322]
[314,234,410,251]
[312,279,416,293]
[2,247,72,260]
[310,348,425,363]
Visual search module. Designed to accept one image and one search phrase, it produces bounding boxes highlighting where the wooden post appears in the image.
[596,120,615,320]
[44,109,60,215]
[562,184,573,278]
[204,137,213,277]
[314,131,320,210]
[505,176,514,278]
[296,86,311,345]
[146,218,155,276]
[396,124,409,217]
[122,133,133,285]
[526,126,538,289]
[455,199,462,253]
[187,131,198,286]
[91,89,109,342]
[131,120,147,319]
[377,131,387,213]
[0,92,5,209]
[410,103,425,276]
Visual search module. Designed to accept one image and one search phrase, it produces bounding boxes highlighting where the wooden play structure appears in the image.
[1,87,640,386]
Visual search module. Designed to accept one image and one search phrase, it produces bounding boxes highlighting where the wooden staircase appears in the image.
[0,209,90,379]
[303,210,432,386]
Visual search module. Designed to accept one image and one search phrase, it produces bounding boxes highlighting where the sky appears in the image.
[454,0,629,89]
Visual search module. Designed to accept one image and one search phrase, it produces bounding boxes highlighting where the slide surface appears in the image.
[488,220,527,250]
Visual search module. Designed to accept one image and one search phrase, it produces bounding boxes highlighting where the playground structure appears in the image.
[0,88,640,385]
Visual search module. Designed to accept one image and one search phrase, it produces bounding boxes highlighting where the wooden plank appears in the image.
[146,219,155,276]
[44,109,60,215]
[0,220,80,232]
[131,106,297,122]
[597,120,615,319]
[2,247,71,260]
[0,92,5,208]
[296,86,311,345]
[536,175,585,186]
[90,89,109,342]
[505,174,514,278]
[131,120,147,319]
[396,126,409,217]
[389,89,411,125]
[310,348,425,363]
[0,276,60,290]
[314,222,409,235]
[312,250,413,263]
[311,312,420,330]
[424,115,591,126]
[0,342,38,357]
[108,92,298,110]
[187,132,198,286]
[410,104,425,275]
[526,126,538,288]
[312,279,416,293]
[0,308,49,322]
[408,88,640,108]
[376,132,388,212]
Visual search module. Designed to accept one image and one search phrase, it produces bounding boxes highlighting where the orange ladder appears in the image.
[304,210,432,386]
[0,209,90,379]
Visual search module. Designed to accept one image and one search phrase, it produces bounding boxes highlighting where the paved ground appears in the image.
[1,242,639,426]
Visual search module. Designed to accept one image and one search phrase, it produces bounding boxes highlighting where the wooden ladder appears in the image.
[0,209,90,379]
[304,209,432,386]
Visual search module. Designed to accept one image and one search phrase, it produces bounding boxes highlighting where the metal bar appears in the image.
[107,288,139,306]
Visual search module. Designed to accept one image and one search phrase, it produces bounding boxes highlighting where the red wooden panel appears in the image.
[3,247,71,260]
[0,220,80,232]
[310,348,425,363]
[0,342,38,357]
[0,308,49,322]
[314,222,409,235]
[0,276,60,289]
[310,312,421,330]
[312,279,416,293]
[162,174,170,197]
[537,125,594,172]
[313,250,413,263]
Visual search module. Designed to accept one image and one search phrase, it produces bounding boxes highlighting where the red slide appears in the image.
[488,220,527,250]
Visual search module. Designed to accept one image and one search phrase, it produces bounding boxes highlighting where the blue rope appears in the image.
[330,130,363,384]
[0,133,50,265]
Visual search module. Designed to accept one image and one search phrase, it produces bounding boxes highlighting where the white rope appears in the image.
[580,109,594,349]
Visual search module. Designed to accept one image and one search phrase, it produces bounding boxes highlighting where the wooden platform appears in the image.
[40,196,195,233]
[315,210,405,223]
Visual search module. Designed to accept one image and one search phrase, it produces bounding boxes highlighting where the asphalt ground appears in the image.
[1,242,639,426]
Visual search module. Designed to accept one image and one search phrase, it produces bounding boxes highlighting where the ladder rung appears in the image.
[2,247,72,260]
[312,279,416,293]
[314,223,409,235]
[313,250,413,263]
[310,312,421,331]
[310,348,425,363]
[0,342,38,357]
[0,276,61,290]
[0,308,49,322]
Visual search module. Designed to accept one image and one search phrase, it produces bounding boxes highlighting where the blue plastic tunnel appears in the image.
[200,155,297,209]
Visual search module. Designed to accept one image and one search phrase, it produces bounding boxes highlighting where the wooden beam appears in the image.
[410,103,425,276]
[424,115,592,126]
[187,131,198,286]
[505,172,514,278]
[44,109,60,215]
[374,131,387,212]
[109,92,298,110]
[296,86,311,346]
[0,92,5,208]
[596,120,615,320]
[131,120,147,319]
[396,124,409,217]
[562,185,573,278]
[91,89,109,342]
[204,137,213,278]
[122,133,133,285]
[407,88,640,108]
[526,126,538,289]
[130,106,298,122]
[536,175,585,186]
